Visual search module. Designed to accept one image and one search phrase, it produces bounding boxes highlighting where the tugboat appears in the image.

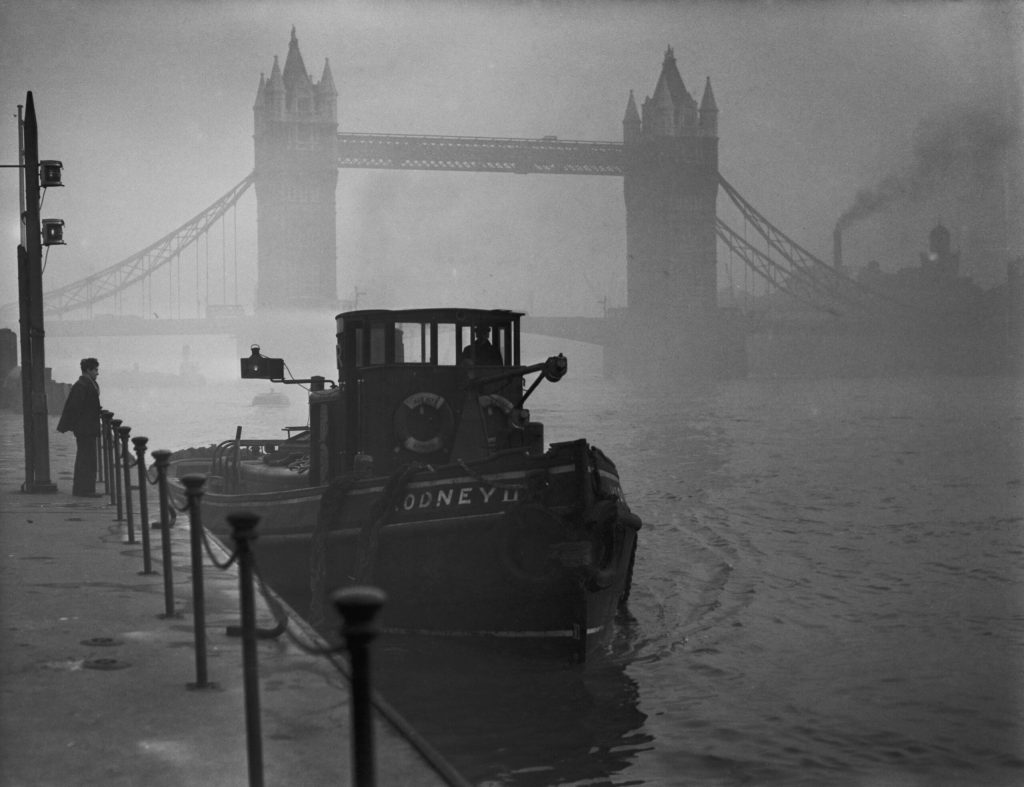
[170,308,641,661]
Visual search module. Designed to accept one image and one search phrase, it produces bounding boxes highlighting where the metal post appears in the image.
[17,246,33,491]
[20,92,56,493]
[182,474,212,689]
[228,512,264,787]
[101,410,114,504]
[309,376,324,485]
[110,418,123,521]
[96,414,104,486]
[118,425,135,544]
[132,436,154,575]
[151,449,178,619]
[332,586,387,787]
[15,106,33,491]
[17,103,25,245]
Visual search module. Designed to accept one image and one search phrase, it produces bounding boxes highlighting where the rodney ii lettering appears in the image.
[400,485,521,512]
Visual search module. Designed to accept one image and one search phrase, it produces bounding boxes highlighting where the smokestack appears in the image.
[833,222,843,269]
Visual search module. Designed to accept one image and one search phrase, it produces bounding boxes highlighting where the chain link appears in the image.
[251,551,340,656]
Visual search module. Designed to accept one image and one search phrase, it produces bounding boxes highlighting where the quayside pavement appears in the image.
[0,410,466,786]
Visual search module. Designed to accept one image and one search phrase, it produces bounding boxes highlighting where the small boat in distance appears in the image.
[169,307,641,661]
[251,388,290,407]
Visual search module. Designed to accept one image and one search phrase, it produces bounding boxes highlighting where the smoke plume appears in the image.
[837,102,1020,231]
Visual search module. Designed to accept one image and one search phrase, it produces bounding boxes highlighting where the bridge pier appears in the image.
[602,306,747,380]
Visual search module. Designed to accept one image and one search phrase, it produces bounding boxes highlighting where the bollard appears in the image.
[132,436,155,575]
[118,425,136,544]
[182,474,214,689]
[151,450,179,619]
[101,411,115,504]
[333,586,387,787]
[110,418,124,521]
[229,512,264,787]
[95,413,104,486]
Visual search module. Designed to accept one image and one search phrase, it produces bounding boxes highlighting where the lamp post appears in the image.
[14,91,62,493]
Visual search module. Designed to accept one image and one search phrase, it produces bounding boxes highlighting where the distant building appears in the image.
[855,223,1001,328]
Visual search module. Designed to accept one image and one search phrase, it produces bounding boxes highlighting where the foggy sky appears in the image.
[1,0,1021,320]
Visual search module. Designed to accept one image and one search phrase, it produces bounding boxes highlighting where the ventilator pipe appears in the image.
[333,585,387,787]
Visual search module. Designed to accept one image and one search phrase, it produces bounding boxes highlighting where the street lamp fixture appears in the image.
[41,218,65,245]
[39,159,63,187]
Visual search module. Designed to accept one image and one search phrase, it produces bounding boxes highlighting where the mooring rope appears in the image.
[308,478,355,629]
[351,462,423,584]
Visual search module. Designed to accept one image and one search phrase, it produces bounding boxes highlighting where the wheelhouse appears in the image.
[310,308,539,481]
[336,308,522,369]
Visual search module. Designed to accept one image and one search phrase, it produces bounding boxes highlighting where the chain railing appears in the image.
[86,418,401,787]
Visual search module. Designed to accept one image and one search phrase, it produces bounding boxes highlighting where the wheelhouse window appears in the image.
[350,324,387,366]
[458,322,509,366]
[338,311,520,369]
[435,323,458,366]
[395,322,429,364]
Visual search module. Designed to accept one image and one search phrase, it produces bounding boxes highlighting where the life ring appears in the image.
[478,393,524,440]
[478,393,514,416]
[394,392,454,454]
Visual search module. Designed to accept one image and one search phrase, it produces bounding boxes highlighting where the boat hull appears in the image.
[169,440,640,660]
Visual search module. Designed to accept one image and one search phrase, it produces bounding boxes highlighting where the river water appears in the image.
[96,362,1024,786]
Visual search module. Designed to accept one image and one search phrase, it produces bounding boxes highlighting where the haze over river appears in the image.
[93,354,1024,786]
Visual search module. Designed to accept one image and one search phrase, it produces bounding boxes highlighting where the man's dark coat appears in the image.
[58,374,102,495]
[58,375,101,436]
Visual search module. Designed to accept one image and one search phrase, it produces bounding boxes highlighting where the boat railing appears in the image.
[211,437,311,494]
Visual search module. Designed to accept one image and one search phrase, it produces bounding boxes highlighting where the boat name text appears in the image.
[400,485,521,511]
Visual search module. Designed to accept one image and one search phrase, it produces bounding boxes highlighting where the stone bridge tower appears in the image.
[608,47,743,376]
[623,46,719,317]
[253,28,338,310]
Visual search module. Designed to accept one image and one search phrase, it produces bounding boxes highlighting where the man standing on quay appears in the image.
[57,357,102,497]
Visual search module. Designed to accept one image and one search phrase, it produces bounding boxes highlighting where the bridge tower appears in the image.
[623,46,719,315]
[608,48,743,377]
[253,28,339,311]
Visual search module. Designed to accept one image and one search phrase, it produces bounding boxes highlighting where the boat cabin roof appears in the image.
[335,307,524,369]
[337,307,522,326]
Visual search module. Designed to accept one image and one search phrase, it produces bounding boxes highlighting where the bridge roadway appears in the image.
[40,310,842,344]
[41,313,617,345]
[336,133,624,176]
[45,315,250,338]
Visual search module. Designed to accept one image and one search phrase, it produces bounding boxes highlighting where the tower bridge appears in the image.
[13,29,981,378]
[253,31,731,373]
